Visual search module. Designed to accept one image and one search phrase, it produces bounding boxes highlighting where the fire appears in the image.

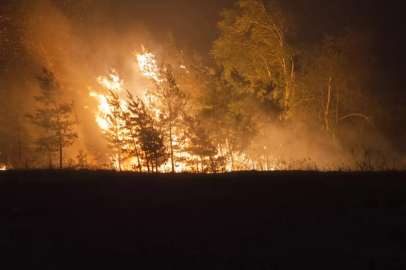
[87,47,282,173]
[89,71,129,170]
[0,166,6,171]
[97,70,123,91]
[89,92,110,131]
[136,46,163,84]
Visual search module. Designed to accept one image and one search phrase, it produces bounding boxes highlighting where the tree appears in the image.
[26,68,78,169]
[126,91,167,172]
[295,30,376,142]
[212,0,297,121]
[139,119,167,173]
[102,90,126,171]
[161,69,187,172]
[182,113,217,172]
[146,67,187,172]
[159,33,210,117]
[137,39,212,172]
[199,67,258,171]
[0,102,31,169]
[76,149,88,169]
[123,91,143,172]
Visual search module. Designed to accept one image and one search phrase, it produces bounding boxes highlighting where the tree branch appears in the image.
[338,113,374,126]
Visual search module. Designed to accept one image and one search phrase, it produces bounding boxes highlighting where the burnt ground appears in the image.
[0,170,405,269]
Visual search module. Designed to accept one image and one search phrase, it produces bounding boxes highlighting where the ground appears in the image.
[0,170,405,269]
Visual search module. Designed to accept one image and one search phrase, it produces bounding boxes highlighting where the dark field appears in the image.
[0,170,405,269]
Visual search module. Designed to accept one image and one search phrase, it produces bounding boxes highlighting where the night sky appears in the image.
[104,0,406,93]
[106,1,403,52]
[1,0,404,92]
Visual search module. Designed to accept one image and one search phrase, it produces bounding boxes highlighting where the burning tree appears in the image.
[159,68,187,173]
[136,43,222,172]
[126,91,167,172]
[123,92,143,172]
[141,65,188,173]
[25,68,78,169]
[103,90,127,171]
[139,119,167,173]
[181,113,218,173]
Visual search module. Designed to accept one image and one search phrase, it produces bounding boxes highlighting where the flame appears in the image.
[97,69,123,91]
[135,47,227,172]
[87,47,282,173]
[136,46,163,84]
[0,166,6,171]
[89,71,129,170]
[89,92,109,131]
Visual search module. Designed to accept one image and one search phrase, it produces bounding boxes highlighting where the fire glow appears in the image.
[88,47,287,173]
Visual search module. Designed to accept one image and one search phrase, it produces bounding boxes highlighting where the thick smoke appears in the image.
[2,0,164,162]
[0,0,403,170]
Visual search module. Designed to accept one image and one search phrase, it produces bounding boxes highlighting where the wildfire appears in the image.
[97,70,123,92]
[89,71,130,170]
[87,47,280,173]
[136,46,163,84]
[89,92,109,131]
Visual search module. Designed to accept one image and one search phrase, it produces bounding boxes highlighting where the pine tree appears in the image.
[126,91,167,172]
[182,113,217,172]
[76,149,88,169]
[25,68,78,169]
[159,68,186,173]
[125,91,146,172]
[139,120,167,173]
[103,90,126,171]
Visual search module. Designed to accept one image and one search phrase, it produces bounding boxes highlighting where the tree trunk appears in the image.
[169,121,175,173]
[210,155,216,173]
[324,73,332,133]
[146,158,150,173]
[52,87,63,170]
[281,58,292,124]
[17,112,21,168]
[115,120,122,171]
[132,139,142,172]
[263,130,269,171]
[118,148,122,171]
[226,137,234,171]
[219,143,224,173]
[59,141,62,169]
[155,152,159,173]
[334,91,339,140]
[200,155,204,172]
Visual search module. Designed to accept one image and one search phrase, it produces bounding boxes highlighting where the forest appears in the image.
[0,0,405,172]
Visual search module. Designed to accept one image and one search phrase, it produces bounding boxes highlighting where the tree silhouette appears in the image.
[103,90,126,171]
[154,68,187,173]
[25,68,78,169]
[126,91,167,172]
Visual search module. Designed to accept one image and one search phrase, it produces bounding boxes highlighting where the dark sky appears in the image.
[3,0,400,87]
[106,0,406,90]
[107,0,405,52]
[108,0,236,52]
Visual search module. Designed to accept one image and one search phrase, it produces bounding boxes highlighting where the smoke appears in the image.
[0,0,402,170]
[1,0,165,161]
